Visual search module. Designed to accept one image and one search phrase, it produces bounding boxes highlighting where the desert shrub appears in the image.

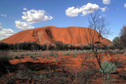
[54,53,58,58]
[12,43,19,50]
[49,44,55,50]
[63,44,69,50]
[64,44,93,50]
[63,51,71,56]
[82,50,93,53]
[118,70,126,80]
[54,41,63,50]
[44,54,49,57]
[99,60,117,74]
[64,44,75,50]
[82,45,92,50]
[113,37,122,49]
[98,60,117,84]
[41,44,47,50]
[2,63,73,84]
[33,72,52,80]
[72,51,77,57]
[18,42,29,50]
[4,69,35,83]
[73,50,83,55]
[72,68,96,84]
[95,44,107,50]
[31,56,39,60]
[48,51,55,56]
[112,49,120,53]
[9,44,14,50]
[113,37,120,46]
[0,51,13,74]
[52,71,73,84]
[0,42,10,50]
[120,25,126,49]
[107,43,116,49]
[13,42,42,50]
[72,45,82,50]
[97,50,108,53]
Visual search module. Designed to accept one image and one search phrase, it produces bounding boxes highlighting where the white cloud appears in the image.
[0,14,7,17]
[22,9,53,23]
[15,20,34,29]
[124,3,126,8]
[66,7,81,17]
[23,8,27,11]
[15,8,53,29]
[100,7,107,12]
[0,26,14,40]
[103,0,110,5]
[66,3,99,17]
[81,3,99,16]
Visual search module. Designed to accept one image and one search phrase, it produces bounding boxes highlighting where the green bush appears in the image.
[41,44,47,50]
[120,26,126,49]
[107,43,116,49]
[99,60,117,74]
[98,60,117,84]
[82,45,91,50]
[0,42,10,50]
[48,51,55,56]
[54,41,63,50]
[12,42,42,50]
[74,68,96,84]
[113,37,122,49]
[95,44,107,50]
[63,51,71,56]
[48,44,55,50]
[63,44,70,50]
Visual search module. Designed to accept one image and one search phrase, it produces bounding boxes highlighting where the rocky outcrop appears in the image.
[0,26,111,45]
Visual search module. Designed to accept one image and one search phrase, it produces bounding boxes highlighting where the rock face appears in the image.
[0,26,111,45]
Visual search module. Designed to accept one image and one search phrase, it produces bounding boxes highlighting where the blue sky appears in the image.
[0,0,126,41]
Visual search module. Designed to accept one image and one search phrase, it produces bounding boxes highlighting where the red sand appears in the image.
[7,52,126,83]
[1,26,111,45]
[9,53,126,71]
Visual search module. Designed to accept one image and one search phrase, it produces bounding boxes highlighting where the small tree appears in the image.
[120,25,126,49]
[113,37,122,49]
[54,41,63,50]
[86,11,109,45]
[107,43,116,49]
[82,11,110,74]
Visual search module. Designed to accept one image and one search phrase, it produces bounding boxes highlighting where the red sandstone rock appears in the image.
[1,26,111,45]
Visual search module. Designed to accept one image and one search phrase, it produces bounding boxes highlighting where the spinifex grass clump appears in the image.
[98,60,117,84]
[63,50,71,56]
[49,51,55,56]
[31,56,39,60]
[54,53,58,58]
[72,51,77,57]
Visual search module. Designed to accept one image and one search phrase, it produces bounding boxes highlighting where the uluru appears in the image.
[1,0,126,83]
[0,26,111,45]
